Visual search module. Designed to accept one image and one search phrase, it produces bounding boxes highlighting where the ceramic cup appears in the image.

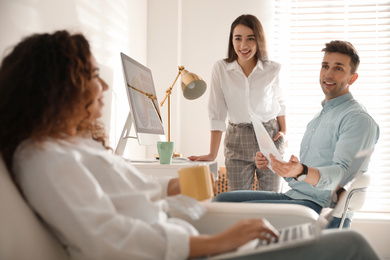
[178,165,213,201]
[157,141,174,164]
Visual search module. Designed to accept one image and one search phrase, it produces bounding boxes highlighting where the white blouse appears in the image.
[208,59,287,131]
[13,137,198,260]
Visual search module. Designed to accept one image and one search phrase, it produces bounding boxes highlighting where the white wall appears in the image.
[352,214,390,260]
[148,0,275,165]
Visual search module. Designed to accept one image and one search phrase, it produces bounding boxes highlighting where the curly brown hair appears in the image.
[0,30,108,172]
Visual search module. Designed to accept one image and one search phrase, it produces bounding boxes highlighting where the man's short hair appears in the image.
[322,40,360,74]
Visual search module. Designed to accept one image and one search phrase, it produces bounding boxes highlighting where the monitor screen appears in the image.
[120,52,166,146]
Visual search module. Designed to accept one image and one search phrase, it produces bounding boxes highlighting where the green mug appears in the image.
[157,141,174,164]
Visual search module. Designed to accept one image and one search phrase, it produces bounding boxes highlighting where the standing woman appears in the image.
[189,14,287,192]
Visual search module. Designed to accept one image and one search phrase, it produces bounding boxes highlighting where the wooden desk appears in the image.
[132,160,218,178]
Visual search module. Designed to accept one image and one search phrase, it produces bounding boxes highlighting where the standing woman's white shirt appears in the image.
[209,59,286,131]
[207,58,287,191]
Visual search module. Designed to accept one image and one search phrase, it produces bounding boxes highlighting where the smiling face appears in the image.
[320,52,358,101]
[232,24,257,66]
[86,55,108,119]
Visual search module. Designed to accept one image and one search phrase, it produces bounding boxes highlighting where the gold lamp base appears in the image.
[173,151,183,158]
[154,151,183,159]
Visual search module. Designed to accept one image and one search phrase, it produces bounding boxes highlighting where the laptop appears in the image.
[208,148,374,259]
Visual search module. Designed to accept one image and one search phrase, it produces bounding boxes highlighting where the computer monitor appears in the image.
[116,52,166,155]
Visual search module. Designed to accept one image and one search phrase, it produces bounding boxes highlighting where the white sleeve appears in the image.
[15,148,191,260]
[272,64,287,117]
[208,61,228,131]
[154,176,171,198]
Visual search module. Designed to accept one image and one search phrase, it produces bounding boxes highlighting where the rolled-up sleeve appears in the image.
[155,176,172,198]
[272,69,287,117]
[208,63,228,132]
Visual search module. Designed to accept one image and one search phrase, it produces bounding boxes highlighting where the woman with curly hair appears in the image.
[0,31,108,173]
[0,30,379,260]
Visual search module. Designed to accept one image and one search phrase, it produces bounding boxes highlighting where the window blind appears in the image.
[274,0,390,213]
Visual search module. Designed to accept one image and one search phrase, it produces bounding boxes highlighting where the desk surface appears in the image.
[132,160,218,178]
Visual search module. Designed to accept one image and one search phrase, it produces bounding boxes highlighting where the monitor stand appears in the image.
[116,111,134,156]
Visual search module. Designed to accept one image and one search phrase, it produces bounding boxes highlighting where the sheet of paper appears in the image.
[250,114,283,172]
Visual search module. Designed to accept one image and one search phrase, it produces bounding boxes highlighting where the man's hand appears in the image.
[255,152,269,170]
[269,154,303,178]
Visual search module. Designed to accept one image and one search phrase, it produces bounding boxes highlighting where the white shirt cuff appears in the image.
[210,120,226,132]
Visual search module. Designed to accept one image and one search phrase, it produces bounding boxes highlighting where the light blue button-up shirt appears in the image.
[285,92,380,207]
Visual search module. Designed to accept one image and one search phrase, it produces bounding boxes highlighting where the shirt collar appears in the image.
[321,92,353,108]
[227,59,264,71]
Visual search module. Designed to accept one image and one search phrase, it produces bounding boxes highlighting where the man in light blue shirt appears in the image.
[213,40,380,229]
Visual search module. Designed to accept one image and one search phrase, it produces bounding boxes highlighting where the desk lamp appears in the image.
[160,66,207,143]
[128,66,207,157]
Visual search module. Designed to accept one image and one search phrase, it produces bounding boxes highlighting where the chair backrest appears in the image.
[333,173,371,217]
[0,156,69,260]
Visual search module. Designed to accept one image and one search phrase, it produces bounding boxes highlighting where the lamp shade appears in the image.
[181,69,207,100]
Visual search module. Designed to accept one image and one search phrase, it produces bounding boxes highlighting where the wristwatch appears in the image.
[294,164,308,181]
[332,187,346,203]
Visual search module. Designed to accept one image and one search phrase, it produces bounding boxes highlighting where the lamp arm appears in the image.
[127,83,162,123]
[150,98,163,123]
[160,66,185,107]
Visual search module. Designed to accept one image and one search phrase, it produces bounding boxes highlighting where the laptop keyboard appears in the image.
[210,222,318,259]
[256,223,314,248]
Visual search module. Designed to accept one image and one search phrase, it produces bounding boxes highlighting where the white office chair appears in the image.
[336,173,371,229]
[321,173,371,229]
[0,156,69,260]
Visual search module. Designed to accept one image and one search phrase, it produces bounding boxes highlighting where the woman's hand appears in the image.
[167,178,181,196]
[188,131,221,162]
[188,154,216,162]
[255,151,269,170]
[273,131,286,141]
[189,218,279,258]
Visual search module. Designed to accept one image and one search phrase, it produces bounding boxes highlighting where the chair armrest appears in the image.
[181,202,319,235]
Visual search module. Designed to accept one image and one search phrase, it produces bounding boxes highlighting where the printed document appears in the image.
[250,114,283,172]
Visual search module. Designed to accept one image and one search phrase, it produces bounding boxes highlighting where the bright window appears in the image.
[275,0,390,213]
